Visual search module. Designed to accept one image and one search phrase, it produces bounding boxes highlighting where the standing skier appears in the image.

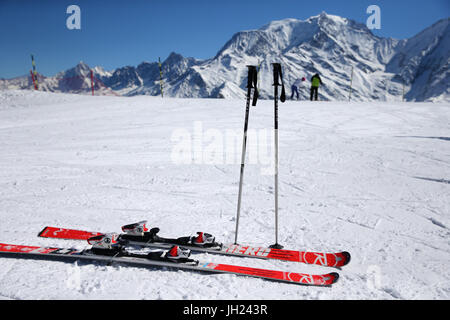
[290,77,306,100]
[310,73,323,101]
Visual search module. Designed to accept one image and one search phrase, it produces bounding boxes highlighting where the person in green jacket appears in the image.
[310,73,323,101]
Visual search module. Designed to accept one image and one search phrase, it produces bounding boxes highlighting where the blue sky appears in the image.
[0,0,448,78]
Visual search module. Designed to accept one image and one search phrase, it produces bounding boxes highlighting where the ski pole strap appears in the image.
[246,65,259,106]
[272,63,286,102]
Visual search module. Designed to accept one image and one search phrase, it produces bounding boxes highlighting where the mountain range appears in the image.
[1,12,449,102]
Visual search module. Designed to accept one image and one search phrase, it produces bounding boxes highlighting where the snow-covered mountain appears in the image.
[0,62,115,96]
[1,13,449,101]
[386,18,450,102]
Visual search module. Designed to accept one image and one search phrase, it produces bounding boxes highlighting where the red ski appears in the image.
[38,225,351,268]
[0,243,339,286]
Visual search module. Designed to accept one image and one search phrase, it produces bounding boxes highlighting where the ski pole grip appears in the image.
[272,63,281,86]
[246,65,257,89]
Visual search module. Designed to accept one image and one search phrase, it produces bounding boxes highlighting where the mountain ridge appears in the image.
[1,13,448,102]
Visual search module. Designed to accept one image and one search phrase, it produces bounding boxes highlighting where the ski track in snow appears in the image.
[0,89,449,299]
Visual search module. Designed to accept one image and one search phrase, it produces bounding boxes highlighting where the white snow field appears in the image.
[0,89,448,300]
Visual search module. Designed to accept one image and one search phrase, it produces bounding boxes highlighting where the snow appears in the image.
[0,89,449,299]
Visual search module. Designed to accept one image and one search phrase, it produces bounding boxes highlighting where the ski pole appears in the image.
[402,78,405,102]
[270,63,285,249]
[349,66,353,102]
[158,57,164,98]
[90,70,95,96]
[234,65,258,245]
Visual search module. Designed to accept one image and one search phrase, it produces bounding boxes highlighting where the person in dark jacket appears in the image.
[310,73,323,101]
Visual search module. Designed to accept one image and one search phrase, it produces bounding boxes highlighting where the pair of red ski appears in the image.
[0,223,350,287]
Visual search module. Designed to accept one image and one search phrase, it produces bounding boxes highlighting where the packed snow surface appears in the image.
[0,90,449,299]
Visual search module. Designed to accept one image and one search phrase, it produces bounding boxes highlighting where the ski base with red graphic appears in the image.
[38,226,351,268]
[0,243,339,287]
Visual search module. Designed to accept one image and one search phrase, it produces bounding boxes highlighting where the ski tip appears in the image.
[329,272,340,284]
[37,226,50,238]
[341,251,351,266]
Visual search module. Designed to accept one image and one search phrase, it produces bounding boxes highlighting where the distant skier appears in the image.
[310,73,323,101]
[290,77,306,100]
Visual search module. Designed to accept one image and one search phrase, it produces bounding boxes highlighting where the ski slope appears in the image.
[0,89,448,299]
